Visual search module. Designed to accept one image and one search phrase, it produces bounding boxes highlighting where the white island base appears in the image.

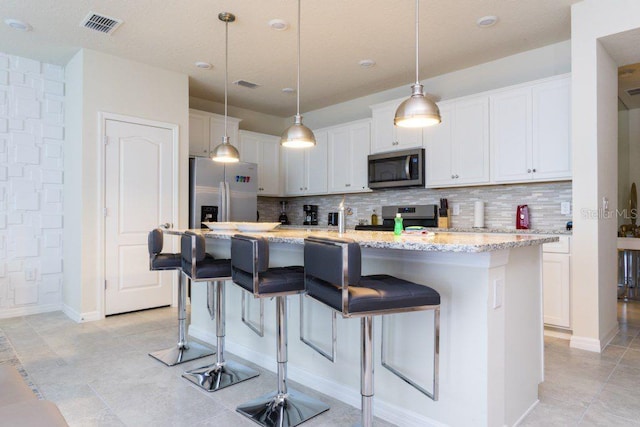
[188,233,545,427]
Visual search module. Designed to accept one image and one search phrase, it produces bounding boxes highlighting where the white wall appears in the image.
[300,40,571,129]
[64,49,189,321]
[0,52,65,318]
[570,0,640,351]
[618,104,630,229]
[628,109,640,192]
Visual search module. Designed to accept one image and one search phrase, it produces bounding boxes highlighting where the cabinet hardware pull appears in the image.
[346,184,351,187]
[527,169,532,173]
[455,174,459,179]
[532,168,536,173]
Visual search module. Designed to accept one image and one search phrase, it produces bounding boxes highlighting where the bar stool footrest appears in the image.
[149,341,213,366]
[236,388,329,427]
[182,359,259,392]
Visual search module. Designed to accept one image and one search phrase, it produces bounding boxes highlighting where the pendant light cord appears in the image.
[296,0,301,116]
[415,0,420,85]
[224,19,229,138]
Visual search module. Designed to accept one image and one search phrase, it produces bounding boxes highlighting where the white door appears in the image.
[105,119,175,315]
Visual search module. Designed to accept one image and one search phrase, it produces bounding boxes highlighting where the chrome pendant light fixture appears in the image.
[211,12,240,163]
[280,0,316,148]
[394,0,441,128]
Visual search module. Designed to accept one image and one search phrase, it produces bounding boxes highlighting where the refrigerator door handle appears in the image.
[225,182,231,222]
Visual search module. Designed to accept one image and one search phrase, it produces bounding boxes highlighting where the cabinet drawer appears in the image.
[543,236,570,254]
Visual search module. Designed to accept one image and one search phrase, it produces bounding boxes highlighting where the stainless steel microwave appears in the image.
[367,148,425,189]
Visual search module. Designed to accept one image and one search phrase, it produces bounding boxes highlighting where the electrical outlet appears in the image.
[561,202,571,215]
[452,203,460,216]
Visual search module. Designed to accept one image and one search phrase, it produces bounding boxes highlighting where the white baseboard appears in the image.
[62,305,102,323]
[513,399,539,426]
[600,324,619,349]
[569,335,603,352]
[543,328,572,340]
[188,325,445,427]
[0,303,62,319]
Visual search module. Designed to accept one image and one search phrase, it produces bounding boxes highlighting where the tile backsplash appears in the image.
[258,181,572,231]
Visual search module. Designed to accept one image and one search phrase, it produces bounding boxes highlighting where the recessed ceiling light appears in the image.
[477,15,498,28]
[5,18,32,31]
[269,19,289,31]
[282,87,295,94]
[195,61,212,69]
[358,59,376,68]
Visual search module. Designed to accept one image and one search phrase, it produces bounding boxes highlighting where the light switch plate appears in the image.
[561,202,571,215]
[452,203,460,216]
[493,279,503,309]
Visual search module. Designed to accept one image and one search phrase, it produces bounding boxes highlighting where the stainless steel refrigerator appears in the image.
[189,157,258,228]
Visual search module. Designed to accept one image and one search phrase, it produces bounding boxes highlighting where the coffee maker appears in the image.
[278,201,290,225]
[303,204,318,225]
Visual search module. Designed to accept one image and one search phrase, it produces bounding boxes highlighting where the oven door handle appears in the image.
[405,155,411,179]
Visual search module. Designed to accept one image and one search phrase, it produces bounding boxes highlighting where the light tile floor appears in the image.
[0,306,395,427]
[1,301,639,426]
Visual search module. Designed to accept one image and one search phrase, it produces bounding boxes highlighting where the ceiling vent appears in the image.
[80,12,123,35]
[627,87,640,97]
[233,80,260,89]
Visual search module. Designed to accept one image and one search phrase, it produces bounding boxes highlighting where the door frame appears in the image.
[97,112,180,319]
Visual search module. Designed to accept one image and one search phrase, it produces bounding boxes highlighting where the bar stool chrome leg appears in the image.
[360,316,374,427]
[236,296,330,427]
[149,274,214,366]
[182,280,259,391]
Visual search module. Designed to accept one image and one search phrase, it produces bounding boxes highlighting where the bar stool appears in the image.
[147,228,213,366]
[181,231,259,391]
[230,234,330,427]
[303,236,441,427]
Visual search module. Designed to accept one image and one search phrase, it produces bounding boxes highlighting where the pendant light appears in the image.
[211,12,240,163]
[394,0,441,128]
[280,0,316,148]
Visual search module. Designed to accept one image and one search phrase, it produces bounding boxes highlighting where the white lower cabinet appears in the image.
[282,130,328,196]
[543,236,571,329]
[238,130,281,196]
[327,119,371,193]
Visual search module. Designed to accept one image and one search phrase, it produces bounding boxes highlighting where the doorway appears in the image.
[102,116,178,315]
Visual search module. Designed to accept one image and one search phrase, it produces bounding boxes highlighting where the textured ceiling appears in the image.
[0,0,579,117]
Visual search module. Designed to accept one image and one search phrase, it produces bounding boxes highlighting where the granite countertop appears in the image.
[280,225,572,236]
[198,228,558,253]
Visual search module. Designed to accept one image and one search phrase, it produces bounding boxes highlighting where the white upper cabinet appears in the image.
[370,100,423,154]
[238,130,281,196]
[189,109,241,158]
[490,75,571,183]
[282,130,328,196]
[327,119,371,193]
[425,96,489,187]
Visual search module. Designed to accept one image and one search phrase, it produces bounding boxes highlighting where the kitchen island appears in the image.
[185,228,557,427]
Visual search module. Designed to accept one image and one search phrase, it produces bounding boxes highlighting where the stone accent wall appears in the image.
[0,53,65,316]
[258,181,572,231]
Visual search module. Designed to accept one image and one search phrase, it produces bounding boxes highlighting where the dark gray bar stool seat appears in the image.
[147,228,213,366]
[181,231,259,392]
[231,234,330,427]
[304,236,440,427]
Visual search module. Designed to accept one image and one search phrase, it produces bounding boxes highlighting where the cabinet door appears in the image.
[371,103,396,154]
[531,78,571,181]
[425,104,454,187]
[305,130,328,195]
[189,111,211,157]
[283,147,306,195]
[371,102,423,154]
[238,131,260,164]
[453,97,489,185]
[328,125,353,192]
[258,135,281,196]
[543,253,571,328]
[327,121,370,193]
[490,88,532,183]
[350,122,371,191]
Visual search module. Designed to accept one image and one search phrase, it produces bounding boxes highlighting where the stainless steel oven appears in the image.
[367,148,425,189]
